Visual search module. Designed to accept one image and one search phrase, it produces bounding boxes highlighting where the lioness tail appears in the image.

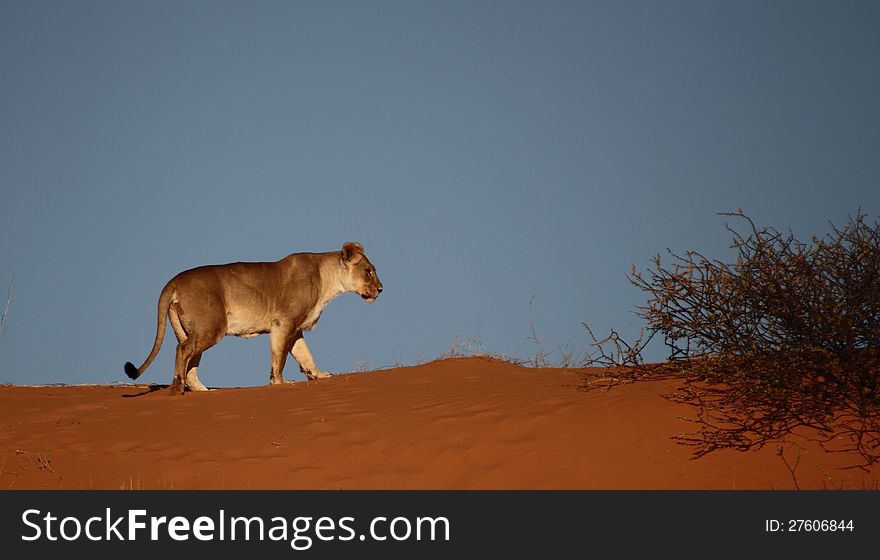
[124,283,174,381]
[124,362,140,379]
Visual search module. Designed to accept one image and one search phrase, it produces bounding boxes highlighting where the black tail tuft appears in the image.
[124,362,140,380]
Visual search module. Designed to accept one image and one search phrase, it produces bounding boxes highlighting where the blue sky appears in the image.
[1,0,878,386]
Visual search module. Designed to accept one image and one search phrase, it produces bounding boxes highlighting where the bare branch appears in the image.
[0,273,13,339]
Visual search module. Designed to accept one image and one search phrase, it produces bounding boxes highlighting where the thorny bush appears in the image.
[628,211,880,466]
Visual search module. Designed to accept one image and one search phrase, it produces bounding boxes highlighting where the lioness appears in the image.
[124,242,383,395]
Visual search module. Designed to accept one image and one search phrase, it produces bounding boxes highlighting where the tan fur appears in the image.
[125,242,383,395]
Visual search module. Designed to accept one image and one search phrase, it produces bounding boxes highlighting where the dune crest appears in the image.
[1,357,876,490]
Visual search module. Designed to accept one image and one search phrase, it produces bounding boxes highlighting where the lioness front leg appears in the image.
[291,333,332,380]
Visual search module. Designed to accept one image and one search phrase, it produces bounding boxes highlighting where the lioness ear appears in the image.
[341,242,364,263]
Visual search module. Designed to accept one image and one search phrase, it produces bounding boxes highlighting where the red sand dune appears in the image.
[1,357,877,490]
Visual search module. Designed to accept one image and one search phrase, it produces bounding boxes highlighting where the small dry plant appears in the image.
[518,295,582,368]
[439,334,489,359]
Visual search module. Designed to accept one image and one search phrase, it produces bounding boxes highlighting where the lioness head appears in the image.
[341,242,383,303]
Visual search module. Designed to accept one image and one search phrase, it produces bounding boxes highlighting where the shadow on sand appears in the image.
[122,384,167,398]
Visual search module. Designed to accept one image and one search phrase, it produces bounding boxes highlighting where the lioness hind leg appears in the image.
[269,328,294,385]
[291,333,332,380]
[171,338,197,395]
[169,307,211,391]
[184,352,211,392]
[186,369,211,391]
[172,336,220,395]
